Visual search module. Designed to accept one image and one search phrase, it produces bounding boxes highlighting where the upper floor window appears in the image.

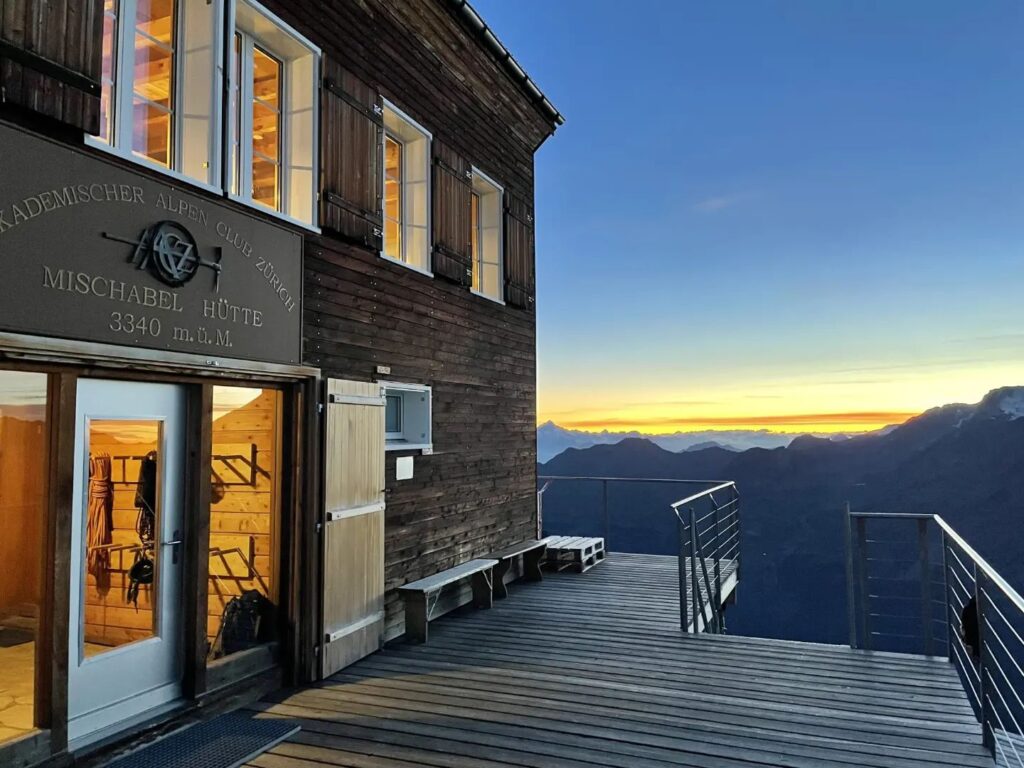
[382,101,431,274]
[229,1,319,224]
[471,168,504,303]
[95,0,318,227]
[98,0,220,187]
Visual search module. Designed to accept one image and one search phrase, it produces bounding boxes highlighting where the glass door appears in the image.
[67,380,186,746]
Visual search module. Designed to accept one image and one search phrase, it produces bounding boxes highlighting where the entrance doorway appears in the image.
[68,380,186,745]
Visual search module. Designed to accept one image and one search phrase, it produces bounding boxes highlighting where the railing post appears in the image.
[855,515,871,650]
[602,479,610,550]
[734,486,741,583]
[713,502,722,619]
[974,565,995,752]
[690,507,701,632]
[844,504,857,649]
[941,530,952,661]
[918,517,933,657]
[677,513,688,631]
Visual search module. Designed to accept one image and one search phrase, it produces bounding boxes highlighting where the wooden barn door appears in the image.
[321,379,386,677]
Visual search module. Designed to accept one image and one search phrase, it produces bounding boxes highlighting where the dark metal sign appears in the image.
[0,122,303,364]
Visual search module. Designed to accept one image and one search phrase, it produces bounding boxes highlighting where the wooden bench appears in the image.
[485,539,547,599]
[542,536,606,573]
[398,558,497,643]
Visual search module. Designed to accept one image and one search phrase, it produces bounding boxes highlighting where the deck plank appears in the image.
[254,553,994,768]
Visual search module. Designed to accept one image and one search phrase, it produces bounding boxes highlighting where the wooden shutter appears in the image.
[504,194,536,310]
[321,379,386,677]
[431,140,473,285]
[321,59,383,251]
[0,0,104,133]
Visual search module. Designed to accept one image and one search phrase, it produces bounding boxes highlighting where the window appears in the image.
[96,0,220,186]
[0,371,49,744]
[94,0,319,227]
[207,386,283,660]
[471,168,504,303]
[230,1,319,224]
[382,383,431,453]
[382,102,431,274]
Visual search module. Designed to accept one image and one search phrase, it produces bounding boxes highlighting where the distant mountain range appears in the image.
[538,386,1024,646]
[537,420,871,462]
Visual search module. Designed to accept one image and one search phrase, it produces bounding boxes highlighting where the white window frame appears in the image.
[381,99,433,277]
[381,381,432,454]
[385,391,404,440]
[470,166,505,305]
[227,0,321,231]
[88,0,226,195]
[85,0,320,232]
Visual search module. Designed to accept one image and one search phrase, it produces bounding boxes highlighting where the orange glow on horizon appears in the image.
[546,410,919,434]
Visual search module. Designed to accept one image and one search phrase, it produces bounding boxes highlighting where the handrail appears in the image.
[847,510,1024,765]
[670,481,740,634]
[536,474,740,635]
[539,475,731,485]
[934,514,1024,618]
[670,481,738,517]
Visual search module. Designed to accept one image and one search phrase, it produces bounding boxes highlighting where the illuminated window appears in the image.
[382,102,431,274]
[229,1,319,225]
[99,0,118,143]
[0,371,49,745]
[384,136,403,261]
[471,168,504,303]
[207,386,282,660]
[95,0,219,185]
[92,0,319,227]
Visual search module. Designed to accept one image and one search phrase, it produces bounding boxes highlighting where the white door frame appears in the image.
[67,379,187,747]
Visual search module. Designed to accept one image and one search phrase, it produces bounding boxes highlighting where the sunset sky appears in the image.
[475,0,1024,433]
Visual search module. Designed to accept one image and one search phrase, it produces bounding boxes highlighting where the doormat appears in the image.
[0,627,34,647]
[103,712,299,768]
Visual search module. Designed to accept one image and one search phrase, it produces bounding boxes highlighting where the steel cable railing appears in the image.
[670,481,740,634]
[536,476,740,633]
[847,511,1024,766]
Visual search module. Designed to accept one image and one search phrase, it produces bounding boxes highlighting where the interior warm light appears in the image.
[131,0,176,167]
[383,135,403,260]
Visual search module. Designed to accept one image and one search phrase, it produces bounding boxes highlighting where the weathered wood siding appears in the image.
[261,0,547,640]
[0,0,103,132]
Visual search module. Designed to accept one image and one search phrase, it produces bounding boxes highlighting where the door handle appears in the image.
[163,530,183,565]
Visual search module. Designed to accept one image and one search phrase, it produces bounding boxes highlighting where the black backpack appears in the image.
[961,596,980,661]
[213,589,275,658]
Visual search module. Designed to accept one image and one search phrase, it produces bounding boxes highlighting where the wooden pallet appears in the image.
[541,536,606,573]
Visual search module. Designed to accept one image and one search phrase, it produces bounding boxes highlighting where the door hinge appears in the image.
[317,402,324,415]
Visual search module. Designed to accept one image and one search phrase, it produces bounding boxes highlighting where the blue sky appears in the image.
[474,0,1024,432]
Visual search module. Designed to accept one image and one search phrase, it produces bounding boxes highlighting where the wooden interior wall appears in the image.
[207,389,280,652]
[0,413,47,623]
[83,434,156,649]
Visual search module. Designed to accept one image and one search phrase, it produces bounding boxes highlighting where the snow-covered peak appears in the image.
[996,388,1024,420]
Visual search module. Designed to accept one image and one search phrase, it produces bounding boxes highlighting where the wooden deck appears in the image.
[249,552,994,768]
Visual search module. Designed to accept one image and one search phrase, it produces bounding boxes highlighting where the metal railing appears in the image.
[847,510,1024,766]
[671,482,740,634]
[536,475,740,634]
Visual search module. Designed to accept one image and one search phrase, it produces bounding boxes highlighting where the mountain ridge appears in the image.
[537,420,868,462]
[538,385,1024,645]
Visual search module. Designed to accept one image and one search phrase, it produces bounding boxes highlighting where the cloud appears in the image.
[560,411,919,430]
[692,194,744,213]
[622,399,719,408]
